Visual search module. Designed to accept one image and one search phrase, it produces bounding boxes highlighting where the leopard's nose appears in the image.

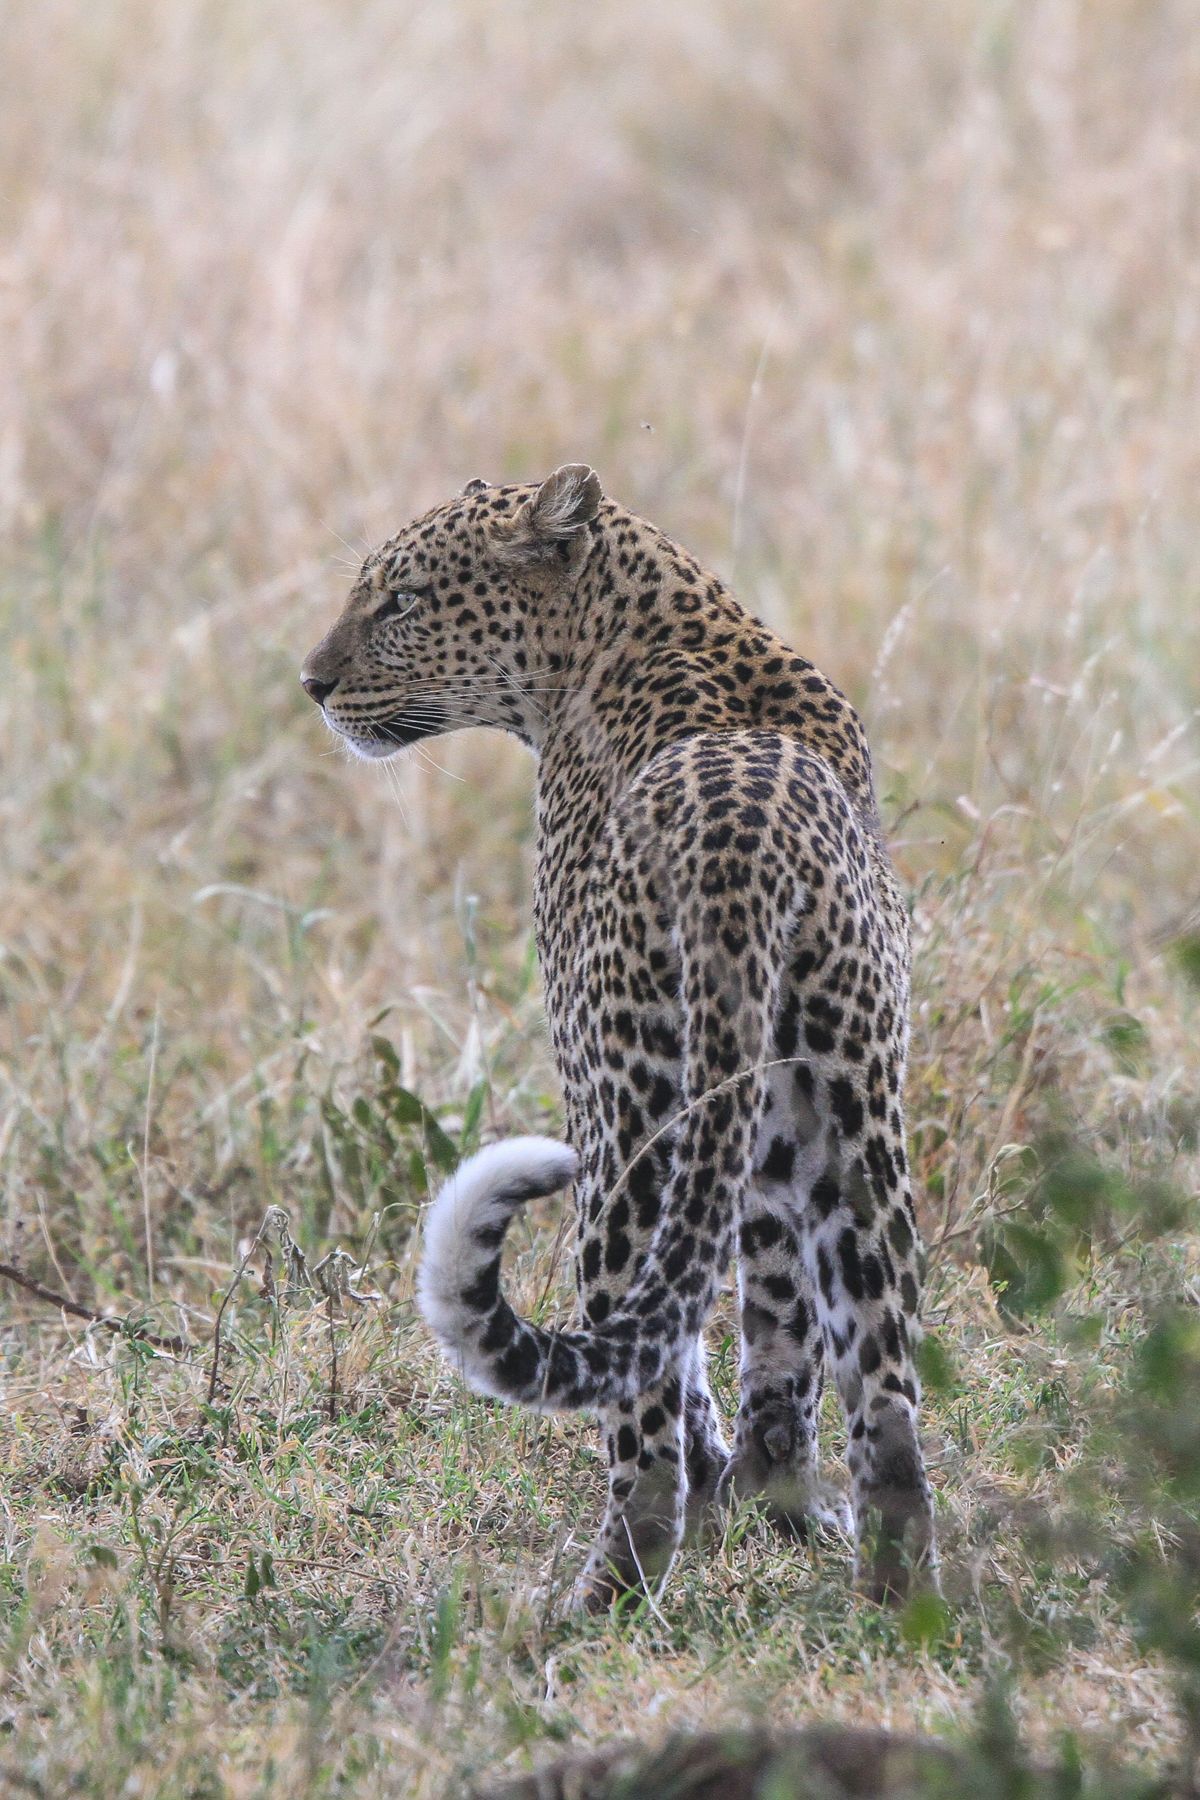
[301,672,338,706]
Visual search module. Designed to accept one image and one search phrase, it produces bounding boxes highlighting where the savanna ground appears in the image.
[2,1,1199,1794]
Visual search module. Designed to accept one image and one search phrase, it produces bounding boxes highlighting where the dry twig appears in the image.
[0,1261,188,1354]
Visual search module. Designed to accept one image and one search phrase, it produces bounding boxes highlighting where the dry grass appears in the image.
[1,1,1198,1793]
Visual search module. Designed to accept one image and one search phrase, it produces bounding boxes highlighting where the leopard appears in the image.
[301,465,937,1610]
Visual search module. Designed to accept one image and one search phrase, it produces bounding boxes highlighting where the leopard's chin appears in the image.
[341,734,406,761]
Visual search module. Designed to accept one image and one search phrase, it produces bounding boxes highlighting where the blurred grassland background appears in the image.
[1,0,1199,1794]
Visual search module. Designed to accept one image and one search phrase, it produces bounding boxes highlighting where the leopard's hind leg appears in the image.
[800,1121,937,1603]
[720,1064,851,1539]
[574,1344,731,1608]
[784,1030,937,1601]
[573,1373,688,1612]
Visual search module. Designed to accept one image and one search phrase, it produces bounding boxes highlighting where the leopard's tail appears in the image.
[417,1135,687,1413]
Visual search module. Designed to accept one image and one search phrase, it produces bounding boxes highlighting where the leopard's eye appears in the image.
[375,588,423,624]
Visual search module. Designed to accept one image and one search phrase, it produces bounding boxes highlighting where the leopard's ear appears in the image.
[497,465,603,566]
[525,465,602,540]
[461,476,492,496]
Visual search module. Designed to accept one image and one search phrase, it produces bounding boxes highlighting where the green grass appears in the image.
[3,1111,1196,1792]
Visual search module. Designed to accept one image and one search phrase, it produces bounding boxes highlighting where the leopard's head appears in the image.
[300,465,602,759]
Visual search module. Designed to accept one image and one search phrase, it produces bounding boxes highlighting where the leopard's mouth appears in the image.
[327,708,448,761]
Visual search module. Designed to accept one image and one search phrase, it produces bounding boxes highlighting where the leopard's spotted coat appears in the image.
[302,466,936,1607]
